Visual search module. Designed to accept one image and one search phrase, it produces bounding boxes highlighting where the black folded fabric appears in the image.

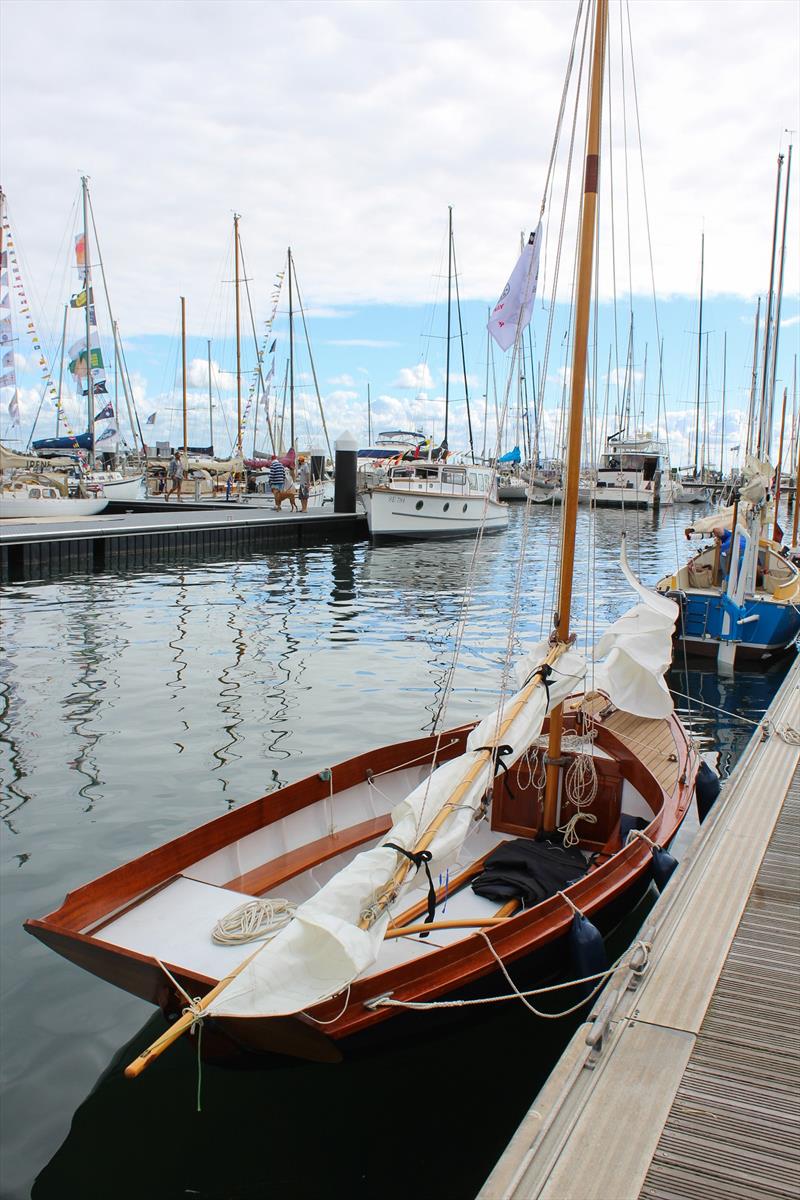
[471,838,588,907]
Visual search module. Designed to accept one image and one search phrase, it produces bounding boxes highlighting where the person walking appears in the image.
[165,450,184,502]
[296,454,312,513]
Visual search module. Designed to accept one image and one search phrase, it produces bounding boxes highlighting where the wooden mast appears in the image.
[207,339,214,453]
[757,153,783,459]
[543,0,608,834]
[55,304,68,437]
[693,233,704,478]
[234,213,242,460]
[720,331,727,477]
[181,296,188,459]
[773,387,788,542]
[288,246,295,458]
[745,297,761,459]
[81,177,95,468]
[444,205,452,447]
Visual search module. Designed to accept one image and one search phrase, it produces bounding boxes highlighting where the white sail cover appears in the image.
[207,642,586,1019]
[591,537,678,719]
[687,454,774,535]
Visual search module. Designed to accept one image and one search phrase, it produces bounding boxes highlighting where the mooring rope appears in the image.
[373,936,650,1021]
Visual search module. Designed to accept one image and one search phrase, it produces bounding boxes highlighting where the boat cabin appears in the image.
[386,461,496,496]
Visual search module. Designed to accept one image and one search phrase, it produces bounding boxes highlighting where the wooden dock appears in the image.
[0,504,367,582]
[480,655,800,1200]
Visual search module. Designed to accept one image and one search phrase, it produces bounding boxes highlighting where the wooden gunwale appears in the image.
[25,707,695,1048]
[33,728,471,932]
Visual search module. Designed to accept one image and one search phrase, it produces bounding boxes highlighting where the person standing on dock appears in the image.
[268,456,298,512]
[165,450,185,502]
[296,455,311,513]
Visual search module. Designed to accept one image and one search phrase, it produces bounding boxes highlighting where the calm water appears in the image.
[0,504,793,1200]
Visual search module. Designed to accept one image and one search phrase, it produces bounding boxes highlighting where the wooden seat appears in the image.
[223,815,392,896]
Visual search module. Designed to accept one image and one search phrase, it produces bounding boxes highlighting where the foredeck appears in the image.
[479,653,800,1200]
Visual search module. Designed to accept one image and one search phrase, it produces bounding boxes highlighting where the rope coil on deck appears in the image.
[211,898,296,945]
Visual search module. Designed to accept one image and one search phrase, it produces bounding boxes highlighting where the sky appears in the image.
[1,0,798,466]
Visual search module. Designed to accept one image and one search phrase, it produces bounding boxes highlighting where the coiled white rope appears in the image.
[212,898,296,945]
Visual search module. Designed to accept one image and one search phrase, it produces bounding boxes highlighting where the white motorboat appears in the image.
[578,433,681,509]
[0,479,108,518]
[362,459,508,539]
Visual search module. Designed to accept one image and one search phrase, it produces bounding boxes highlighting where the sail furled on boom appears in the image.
[206,642,586,1020]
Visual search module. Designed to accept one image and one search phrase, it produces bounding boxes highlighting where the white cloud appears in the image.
[1,0,797,346]
[328,372,355,386]
[326,389,359,403]
[186,357,229,390]
[393,363,434,390]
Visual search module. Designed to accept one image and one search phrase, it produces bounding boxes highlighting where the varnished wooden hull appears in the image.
[25,710,697,1062]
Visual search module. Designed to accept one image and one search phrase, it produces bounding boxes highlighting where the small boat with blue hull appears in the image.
[657,456,800,669]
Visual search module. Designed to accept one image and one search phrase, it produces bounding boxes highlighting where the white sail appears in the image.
[591,537,678,719]
[206,642,587,1020]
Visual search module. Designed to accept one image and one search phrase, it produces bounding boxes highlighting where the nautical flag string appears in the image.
[239,267,285,444]
[2,216,89,466]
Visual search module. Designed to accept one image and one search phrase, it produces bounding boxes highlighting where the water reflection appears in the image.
[1,504,797,1200]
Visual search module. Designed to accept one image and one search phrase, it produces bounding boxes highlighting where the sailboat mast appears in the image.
[444,205,452,447]
[234,213,242,459]
[543,0,608,832]
[367,382,372,445]
[757,153,784,459]
[720,331,727,476]
[181,296,188,458]
[55,304,68,437]
[766,144,792,449]
[773,387,788,541]
[745,297,761,458]
[82,177,94,467]
[207,339,214,452]
[693,232,704,477]
[288,247,295,457]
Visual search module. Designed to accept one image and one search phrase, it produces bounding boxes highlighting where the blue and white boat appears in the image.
[656,456,800,671]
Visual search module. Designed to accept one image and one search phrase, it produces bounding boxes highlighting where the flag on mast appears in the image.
[487,222,542,351]
[146,411,157,425]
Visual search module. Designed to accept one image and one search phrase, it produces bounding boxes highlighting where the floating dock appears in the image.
[480,654,800,1200]
[0,503,367,582]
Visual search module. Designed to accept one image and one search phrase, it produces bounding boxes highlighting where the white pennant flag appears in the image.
[8,390,20,426]
[487,222,542,351]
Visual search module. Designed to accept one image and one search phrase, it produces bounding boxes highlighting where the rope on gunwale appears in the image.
[371,936,650,1021]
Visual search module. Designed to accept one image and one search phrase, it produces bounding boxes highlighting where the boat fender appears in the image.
[695,760,721,823]
[568,912,607,999]
[650,845,678,891]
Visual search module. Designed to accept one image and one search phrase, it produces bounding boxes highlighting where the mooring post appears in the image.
[334,431,358,513]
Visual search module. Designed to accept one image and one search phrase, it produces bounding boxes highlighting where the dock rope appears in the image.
[212,898,296,945]
[372,935,650,1021]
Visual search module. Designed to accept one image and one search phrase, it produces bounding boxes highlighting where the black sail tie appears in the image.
[384,843,436,936]
[474,742,515,798]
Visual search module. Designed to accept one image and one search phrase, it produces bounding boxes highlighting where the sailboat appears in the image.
[657,147,798,672]
[25,0,699,1069]
[27,179,145,499]
[363,209,508,540]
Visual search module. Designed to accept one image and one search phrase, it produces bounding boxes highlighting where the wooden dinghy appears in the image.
[25,697,697,1064]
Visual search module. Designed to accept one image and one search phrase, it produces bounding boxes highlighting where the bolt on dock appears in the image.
[480,653,800,1200]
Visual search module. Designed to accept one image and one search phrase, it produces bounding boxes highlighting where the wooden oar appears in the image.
[125,944,266,1078]
[359,642,567,931]
[385,916,509,938]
